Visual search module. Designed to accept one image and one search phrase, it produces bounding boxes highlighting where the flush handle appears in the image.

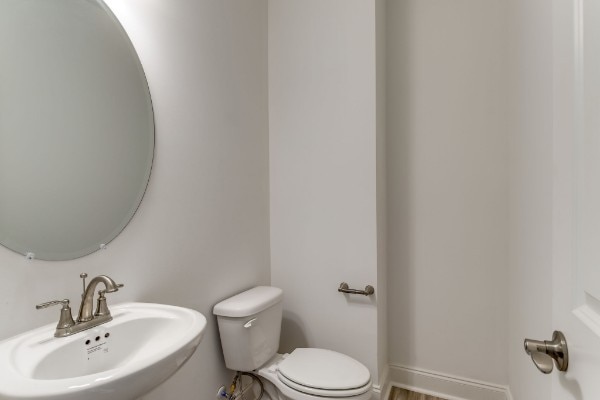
[524,331,568,373]
[244,318,258,328]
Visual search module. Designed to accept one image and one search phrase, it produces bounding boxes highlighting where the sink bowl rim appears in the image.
[0,302,207,399]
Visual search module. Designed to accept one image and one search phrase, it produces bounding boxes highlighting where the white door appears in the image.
[550,0,600,397]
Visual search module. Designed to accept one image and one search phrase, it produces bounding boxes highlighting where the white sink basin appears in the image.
[0,302,207,400]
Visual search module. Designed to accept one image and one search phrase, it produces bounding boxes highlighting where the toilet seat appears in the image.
[276,348,371,398]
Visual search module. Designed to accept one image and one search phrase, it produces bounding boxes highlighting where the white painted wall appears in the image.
[0,1,270,399]
[268,0,381,386]
[505,0,554,398]
[386,0,509,385]
[0,1,564,398]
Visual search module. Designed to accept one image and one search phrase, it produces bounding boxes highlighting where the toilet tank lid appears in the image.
[213,286,283,317]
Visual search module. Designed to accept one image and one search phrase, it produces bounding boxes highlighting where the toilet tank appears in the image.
[213,286,283,372]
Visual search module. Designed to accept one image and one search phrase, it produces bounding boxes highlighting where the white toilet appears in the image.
[213,286,372,400]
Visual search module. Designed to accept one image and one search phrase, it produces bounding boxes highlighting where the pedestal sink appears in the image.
[0,303,207,399]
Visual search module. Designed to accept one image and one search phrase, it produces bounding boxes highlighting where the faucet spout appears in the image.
[77,275,121,322]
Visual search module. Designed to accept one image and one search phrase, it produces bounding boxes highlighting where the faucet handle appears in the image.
[36,299,70,309]
[94,283,122,317]
[95,290,110,317]
[36,299,76,333]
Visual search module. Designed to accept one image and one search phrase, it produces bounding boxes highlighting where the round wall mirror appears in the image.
[0,0,154,261]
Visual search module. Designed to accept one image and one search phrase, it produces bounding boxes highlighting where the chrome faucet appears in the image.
[36,273,124,337]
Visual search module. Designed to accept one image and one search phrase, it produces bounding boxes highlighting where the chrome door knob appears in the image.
[524,330,568,373]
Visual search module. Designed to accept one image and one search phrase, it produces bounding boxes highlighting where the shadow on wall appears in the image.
[386,0,415,368]
[338,292,377,307]
[558,374,583,400]
[279,311,308,353]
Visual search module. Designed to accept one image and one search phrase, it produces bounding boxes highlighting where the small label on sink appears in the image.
[86,334,111,361]
[87,342,108,358]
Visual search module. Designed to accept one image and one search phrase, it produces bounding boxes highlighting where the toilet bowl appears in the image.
[257,351,372,400]
[213,286,372,400]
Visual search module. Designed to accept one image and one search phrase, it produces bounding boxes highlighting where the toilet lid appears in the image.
[278,348,371,392]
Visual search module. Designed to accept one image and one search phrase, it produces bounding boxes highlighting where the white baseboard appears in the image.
[378,364,392,399]
[384,364,511,400]
[371,385,382,400]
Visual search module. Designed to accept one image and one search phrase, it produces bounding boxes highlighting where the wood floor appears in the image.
[389,386,447,400]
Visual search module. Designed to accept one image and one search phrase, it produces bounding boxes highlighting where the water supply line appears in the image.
[218,372,264,400]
